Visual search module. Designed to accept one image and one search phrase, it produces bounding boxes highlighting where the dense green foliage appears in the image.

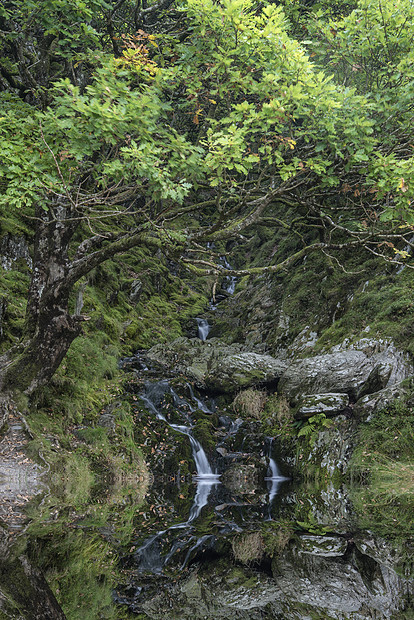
[0,0,413,387]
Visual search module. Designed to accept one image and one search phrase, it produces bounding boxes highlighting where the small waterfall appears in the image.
[140,381,219,480]
[265,438,289,508]
[196,317,210,341]
[186,383,211,413]
[220,256,237,295]
[135,381,220,573]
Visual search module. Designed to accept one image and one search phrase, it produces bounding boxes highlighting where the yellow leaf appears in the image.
[398,177,408,192]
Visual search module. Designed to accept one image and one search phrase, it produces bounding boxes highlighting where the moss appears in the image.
[0,268,30,350]
[350,401,414,472]
[261,520,294,557]
[348,400,414,539]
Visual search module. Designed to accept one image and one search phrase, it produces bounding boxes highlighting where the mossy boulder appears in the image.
[145,338,287,393]
[205,352,287,393]
[353,380,412,421]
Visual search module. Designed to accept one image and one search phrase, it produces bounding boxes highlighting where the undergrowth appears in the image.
[349,401,414,538]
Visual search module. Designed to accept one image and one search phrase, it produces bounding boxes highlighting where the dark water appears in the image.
[1,379,413,619]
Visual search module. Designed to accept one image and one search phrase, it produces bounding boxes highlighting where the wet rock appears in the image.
[354,380,411,420]
[295,393,350,420]
[278,338,412,402]
[140,561,285,619]
[295,415,357,477]
[216,447,228,456]
[206,352,287,392]
[146,338,287,392]
[354,534,414,578]
[296,534,348,557]
[222,462,266,494]
[272,543,414,618]
[130,279,143,303]
[130,540,414,619]
[218,415,234,429]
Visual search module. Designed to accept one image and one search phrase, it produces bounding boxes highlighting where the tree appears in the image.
[0,0,413,394]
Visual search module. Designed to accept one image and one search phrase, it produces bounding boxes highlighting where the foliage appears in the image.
[294,510,330,536]
[261,520,294,557]
[295,413,333,446]
[26,481,146,619]
[351,401,414,467]
[0,0,414,395]
[349,400,414,538]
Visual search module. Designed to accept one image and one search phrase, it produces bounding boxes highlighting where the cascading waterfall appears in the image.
[134,383,289,573]
[220,255,237,295]
[196,317,210,341]
[140,381,218,480]
[195,255,237,338]
[135,381,220,573]
[265,437,289,508]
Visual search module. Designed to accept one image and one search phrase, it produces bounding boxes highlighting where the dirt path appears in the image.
[0,403,47,532]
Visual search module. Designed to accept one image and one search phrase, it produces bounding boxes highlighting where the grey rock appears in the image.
[296,535,348,557]
[354,380,411,420]
[278,338,412,402]
[296,393,350,419]
[222,462,266,494]
[206,352,287,392]
[98,414,116,434]
[130,279,143,303]
[146,338,287,392]
[272,544,413,618]
[354,534,414,578]
[294,415,357,477]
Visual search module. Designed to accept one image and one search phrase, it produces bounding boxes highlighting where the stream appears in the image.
[0,363,413,619]
[0,301,413,617]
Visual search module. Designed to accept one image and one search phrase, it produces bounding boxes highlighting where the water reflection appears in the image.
[1,471,413,619]
[1,375,413,619]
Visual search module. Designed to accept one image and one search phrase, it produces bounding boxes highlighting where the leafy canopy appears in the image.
[0,0,413,245]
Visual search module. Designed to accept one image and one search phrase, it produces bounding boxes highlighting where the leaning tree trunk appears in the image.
[1,204,82,395]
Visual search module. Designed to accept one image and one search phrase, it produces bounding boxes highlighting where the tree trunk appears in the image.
[1,204,81,395]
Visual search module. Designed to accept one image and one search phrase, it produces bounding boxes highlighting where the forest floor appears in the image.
[0,409,47,533]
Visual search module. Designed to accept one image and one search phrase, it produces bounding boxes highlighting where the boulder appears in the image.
[206,352,287,392]
[278,338,412,402]
[272,542,413,618]
[146,338,287,392]
[296,535,348,557]
[353,380,411,421]
[295,393,350,420]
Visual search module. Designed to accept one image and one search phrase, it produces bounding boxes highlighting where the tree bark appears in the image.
[1,204,82,395]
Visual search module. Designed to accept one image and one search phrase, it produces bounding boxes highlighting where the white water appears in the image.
[186,383,211,413]
[135,382,220,572]
[220,256,237,295]
[196,317,210,341]
[265,438,290,506]
[140,382,219,480]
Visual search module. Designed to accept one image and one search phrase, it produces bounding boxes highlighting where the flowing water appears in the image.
[196,317,210,341]
[1,370,413,619]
